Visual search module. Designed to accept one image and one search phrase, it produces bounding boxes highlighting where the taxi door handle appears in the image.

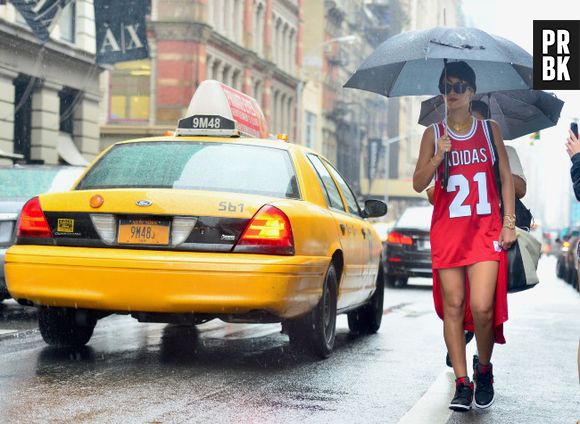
[339,224,346,235]
[361,228,366,238]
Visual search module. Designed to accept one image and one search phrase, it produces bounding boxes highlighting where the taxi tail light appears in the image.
[234,205,294,255]
[17,197,52,238]
[90,214,116,244]
[387,231,413,246]
[171,217,197,246]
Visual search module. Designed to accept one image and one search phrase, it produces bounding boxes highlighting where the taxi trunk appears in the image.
[6,188,328,320]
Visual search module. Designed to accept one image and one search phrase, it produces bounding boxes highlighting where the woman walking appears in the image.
[412,61,517,411]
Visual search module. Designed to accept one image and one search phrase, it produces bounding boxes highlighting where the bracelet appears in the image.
[503,214,516,224]
[429,157,439,167]
[503,222,516,230]
[503,214,516,230]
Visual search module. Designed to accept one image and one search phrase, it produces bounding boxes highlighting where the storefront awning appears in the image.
[58,132,89,166]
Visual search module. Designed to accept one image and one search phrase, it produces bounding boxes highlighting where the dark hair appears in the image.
[470,100,489,119]
[438,61,477,93]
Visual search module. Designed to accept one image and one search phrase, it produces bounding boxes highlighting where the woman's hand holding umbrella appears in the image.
[434,134,452,169]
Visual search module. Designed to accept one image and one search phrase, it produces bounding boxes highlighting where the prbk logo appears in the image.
[534,21,580,89]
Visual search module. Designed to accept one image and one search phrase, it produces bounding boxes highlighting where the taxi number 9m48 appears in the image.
[192,117,222,129]
[118,220,170,245]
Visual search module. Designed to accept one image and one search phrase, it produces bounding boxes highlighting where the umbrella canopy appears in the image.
[343,26,533,97]
[418,90,564,140]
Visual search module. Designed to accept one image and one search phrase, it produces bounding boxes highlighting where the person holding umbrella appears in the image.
[427,100,529,216]
[412,61,517,411]
[345,25,534,412]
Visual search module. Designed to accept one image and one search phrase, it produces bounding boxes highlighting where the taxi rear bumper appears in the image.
[5,245,329,319]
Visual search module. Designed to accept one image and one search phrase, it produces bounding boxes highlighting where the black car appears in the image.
[383,206,433,287]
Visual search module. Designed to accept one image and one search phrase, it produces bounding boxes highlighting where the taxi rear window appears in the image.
[77,141,300,199]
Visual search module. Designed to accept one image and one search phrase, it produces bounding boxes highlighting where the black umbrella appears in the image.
[344,26,533,97]
[344,27,534,188]
[418,90,564,140]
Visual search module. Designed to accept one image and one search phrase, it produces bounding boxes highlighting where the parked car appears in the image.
[5,81,388,358]
[0,165,85,300]
[383,205,433,287]
[554,227,580,283]
[542,228,559,256]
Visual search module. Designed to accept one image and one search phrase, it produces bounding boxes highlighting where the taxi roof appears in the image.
[175,80,268,138]
[112,134,315,154]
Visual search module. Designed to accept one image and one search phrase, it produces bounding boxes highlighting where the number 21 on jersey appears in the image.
[447,172,491,218]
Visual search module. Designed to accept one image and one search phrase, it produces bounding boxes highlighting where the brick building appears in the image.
[101,0,303,149]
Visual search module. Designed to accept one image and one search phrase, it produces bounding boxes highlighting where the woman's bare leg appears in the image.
[439,267,467,378]
[467,261,499,365]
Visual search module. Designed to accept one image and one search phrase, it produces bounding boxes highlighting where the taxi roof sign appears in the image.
[176,80,268,138]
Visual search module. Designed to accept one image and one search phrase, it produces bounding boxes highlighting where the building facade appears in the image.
[0,0,100,165]
[101,0,303,150]
[301,0,390,196]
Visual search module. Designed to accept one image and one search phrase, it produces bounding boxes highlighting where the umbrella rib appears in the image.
[429,39,486,50]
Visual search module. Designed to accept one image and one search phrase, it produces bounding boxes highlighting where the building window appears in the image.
[59,88,77,134]
[13,76,33,162]
[110,59,150,122]
[59,1,76,43]
[304,111,316,148]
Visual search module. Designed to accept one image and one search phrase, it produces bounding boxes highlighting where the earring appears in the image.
[468,101,472,114]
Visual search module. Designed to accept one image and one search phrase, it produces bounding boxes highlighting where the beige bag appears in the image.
[507,227,542,293]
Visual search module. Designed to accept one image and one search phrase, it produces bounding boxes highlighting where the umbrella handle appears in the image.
[441,153,449,189]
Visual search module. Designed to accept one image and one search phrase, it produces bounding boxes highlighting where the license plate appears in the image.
[118,219,170,245]
[418,240,431,250]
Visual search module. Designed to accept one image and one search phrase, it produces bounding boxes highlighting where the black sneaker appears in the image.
[449,378,473,412]
[445,332,475,367]
[473,363,495,408]
[472,354,479,370]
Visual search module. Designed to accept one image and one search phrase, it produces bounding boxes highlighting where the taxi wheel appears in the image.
[288,263,338,358]
[347,266,384,334]
[38,308,96,347]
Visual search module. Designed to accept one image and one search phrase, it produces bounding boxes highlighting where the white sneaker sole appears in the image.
[473,393,495,409]
[449,402,472,412]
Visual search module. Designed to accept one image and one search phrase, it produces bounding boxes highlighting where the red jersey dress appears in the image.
[430,118,508,344]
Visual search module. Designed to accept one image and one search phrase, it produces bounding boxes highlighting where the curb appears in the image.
[0,327,40,342]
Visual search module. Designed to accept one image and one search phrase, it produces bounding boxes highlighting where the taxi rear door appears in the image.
[307,154,366,309]
[322,159,375,304]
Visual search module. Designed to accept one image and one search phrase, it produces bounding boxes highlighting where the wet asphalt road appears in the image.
[0,256,578,424]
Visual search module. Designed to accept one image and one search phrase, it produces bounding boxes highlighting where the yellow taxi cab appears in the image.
[5,81,387,358]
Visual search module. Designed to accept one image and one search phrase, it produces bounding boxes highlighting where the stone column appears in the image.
[74,93,101,160]
[0,69,17,164]
[296,0,303,74]
[243,0,253,50]
[262,76,272,130]
[243,67,252,95]
[264,0,273,62]
[31,82,60,164]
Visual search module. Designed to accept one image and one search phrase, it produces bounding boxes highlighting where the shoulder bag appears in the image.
[486,120,541,293]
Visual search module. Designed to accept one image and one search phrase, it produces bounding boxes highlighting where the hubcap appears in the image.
[322,282,335,344]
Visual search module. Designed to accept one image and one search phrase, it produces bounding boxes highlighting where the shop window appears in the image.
[109,60,150,122]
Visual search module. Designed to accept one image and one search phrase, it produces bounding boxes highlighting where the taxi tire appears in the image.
[347,266,384,334]
[38,307,96,347]
[288,263,338,359]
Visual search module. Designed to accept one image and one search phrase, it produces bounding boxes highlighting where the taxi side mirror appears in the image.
[363,199,387,218]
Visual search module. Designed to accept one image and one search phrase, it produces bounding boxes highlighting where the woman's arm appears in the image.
[505,146,527,198]
[513,175,527,199]
[413,126,444,193]
[490,120,517,248]
[566,129,580,201]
